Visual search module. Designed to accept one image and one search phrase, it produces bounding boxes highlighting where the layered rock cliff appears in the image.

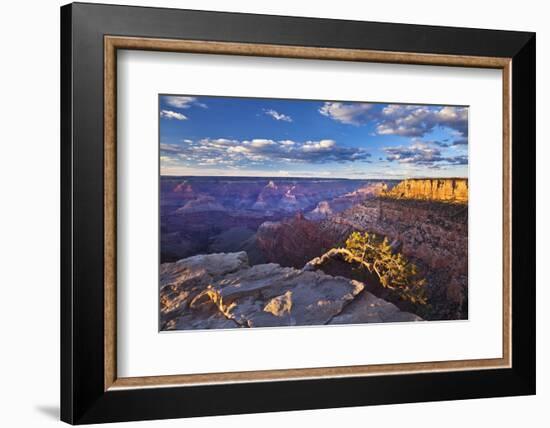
[384,178,468,203]
[253,197,468,320]
[160,252,421,330]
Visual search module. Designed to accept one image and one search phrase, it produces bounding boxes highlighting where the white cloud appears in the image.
[160,110,187,121]
[163,96,207,109]
[160,137,371,167]
[319,102,375,125]
[248,139,276,148]
[264,109,293,122]
[319,101,468,142]
[301,139,335,151]
[384,141,467,166]
[160,155,178,163]
[377,104,468,138]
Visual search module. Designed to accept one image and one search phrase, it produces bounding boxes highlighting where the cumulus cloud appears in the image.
[414,137,469,149]
[377,104,468,139]
[450,137,468,146]
[160,155,178,164]
[163,96,207,109]
[160,143,186,155]
[160,110,187,121]
[319,102,375,125]
[443,155,468,165]
[385,142,443,165]
[264,109,292,122]
[319,102,469,143]
[426,140,450,148]
[161,137,371,167]
[384,141,467,167]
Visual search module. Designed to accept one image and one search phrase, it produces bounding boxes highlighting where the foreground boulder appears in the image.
[160,252,422,331]
[160,252,248,330]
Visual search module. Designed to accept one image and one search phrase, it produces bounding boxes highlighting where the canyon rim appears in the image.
[159,95,469,331]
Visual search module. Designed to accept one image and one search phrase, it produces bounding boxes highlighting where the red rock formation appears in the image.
[255,212,336,268]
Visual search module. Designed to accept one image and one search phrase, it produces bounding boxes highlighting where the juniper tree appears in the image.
[343,231,427,305]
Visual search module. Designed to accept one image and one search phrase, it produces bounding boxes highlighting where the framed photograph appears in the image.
[60,2,535,424]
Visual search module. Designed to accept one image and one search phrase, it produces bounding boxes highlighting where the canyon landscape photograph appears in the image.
[159,95,469,331]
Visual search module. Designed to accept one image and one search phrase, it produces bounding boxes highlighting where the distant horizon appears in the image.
[160,95,468,179]
[160,174,468,181]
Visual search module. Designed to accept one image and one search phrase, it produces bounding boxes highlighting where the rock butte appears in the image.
[160,252,422,330]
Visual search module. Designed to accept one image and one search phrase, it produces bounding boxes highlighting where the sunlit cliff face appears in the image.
[384,178,468,203]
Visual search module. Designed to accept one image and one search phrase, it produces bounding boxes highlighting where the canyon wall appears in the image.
[384,178,468,203]
[256,198,468,320]
[160,177,393,263]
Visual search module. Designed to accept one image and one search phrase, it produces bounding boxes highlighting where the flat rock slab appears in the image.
[160,251,422,331]
[206,263,365,327]
[160,252,249,330]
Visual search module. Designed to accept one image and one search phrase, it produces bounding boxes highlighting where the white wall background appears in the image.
[0,0,546,427]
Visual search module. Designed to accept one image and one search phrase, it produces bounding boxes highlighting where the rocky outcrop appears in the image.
[330,291,421,325]
[253,195,468,320]
[327,199,468,276]
[160,252,249,330]
[306,182,392,220]
[160,252,421,331]
[308,200,334,220]
[320,198,468,319]
[384,178,468,203]
[175,195,226,214]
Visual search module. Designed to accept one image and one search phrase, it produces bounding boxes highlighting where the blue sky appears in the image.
[159,95,468,179]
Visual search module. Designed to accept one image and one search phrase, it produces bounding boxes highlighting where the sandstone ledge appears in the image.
[161,252,422,331]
